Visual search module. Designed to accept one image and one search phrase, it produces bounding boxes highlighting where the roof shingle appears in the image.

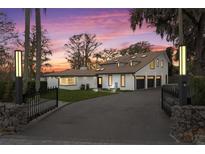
[97,51,164,74]
[44,51,166,77]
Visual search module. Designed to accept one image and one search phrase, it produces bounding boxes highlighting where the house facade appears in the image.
[44,68,97,90]
[96,51,169,90]
[44,51,169,91]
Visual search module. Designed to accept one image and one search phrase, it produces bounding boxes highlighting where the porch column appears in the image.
[154,73,157,88]
[145,75,148,89]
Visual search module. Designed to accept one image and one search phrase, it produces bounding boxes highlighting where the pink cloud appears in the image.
[43,10,155,41]
[150,44,171,51]
[13,9,171,72]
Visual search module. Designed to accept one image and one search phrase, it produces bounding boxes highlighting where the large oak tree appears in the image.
[65,33,102,69]
[0,12,18,80]
[120,41,151,55]
[130,8,205,74]
[19,27,53,80]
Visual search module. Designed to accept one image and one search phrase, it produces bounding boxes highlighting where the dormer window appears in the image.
[141,54,147,58]
[149,61,155,69]
[117,62,120,67]
[161,60,164,68]
[156,58,159,67]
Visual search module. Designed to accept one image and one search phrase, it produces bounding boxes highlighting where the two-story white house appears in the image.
[44,51,169,91]
[96,51,169,90]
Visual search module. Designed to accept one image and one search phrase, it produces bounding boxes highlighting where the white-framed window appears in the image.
[149,60,155,69]
[156,58,159,67]
[121,74,125,87]
[60,77,76,86]
[161,60,164,68]
[108,75,112,86]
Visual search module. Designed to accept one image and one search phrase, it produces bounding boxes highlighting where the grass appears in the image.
[42,89,115,103]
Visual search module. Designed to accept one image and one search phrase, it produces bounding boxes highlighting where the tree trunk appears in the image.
[84,43,89,68]
[77,49,80,69]
[23,8,30,94]
[194,13,205,75]
[96,57,99,69]
[85,52,88,67]
[35,9,41,92]
[178,8,184,45]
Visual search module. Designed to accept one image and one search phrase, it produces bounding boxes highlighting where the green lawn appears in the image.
[53,89,114,103]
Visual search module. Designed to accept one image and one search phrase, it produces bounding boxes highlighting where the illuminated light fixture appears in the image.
[179,46,186,75]
[15,50,22,77]
[15,50,23,104]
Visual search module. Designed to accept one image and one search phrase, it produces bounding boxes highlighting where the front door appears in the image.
[97,77,102,88]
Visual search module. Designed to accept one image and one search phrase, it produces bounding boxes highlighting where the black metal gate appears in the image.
[161,84,192,116]
[24,88,58,122]
[161,84,179,116]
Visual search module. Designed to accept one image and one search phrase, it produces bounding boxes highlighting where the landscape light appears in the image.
[15,50,23,104]
[15,50,22,77]
[179,46,188,105]
[179,46,186,75]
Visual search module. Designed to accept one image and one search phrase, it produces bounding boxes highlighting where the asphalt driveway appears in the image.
[3,89,176,144]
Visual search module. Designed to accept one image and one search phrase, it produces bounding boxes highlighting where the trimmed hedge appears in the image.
[0,81,14,102]
[0,81,6,99]
[0,81,48,101]
[190,76,205,106]
[26,81,47,94]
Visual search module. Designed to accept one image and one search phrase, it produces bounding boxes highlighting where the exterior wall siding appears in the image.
[99,53,168,91]
[47,76,97,90]
[99,74,135,90]
[135,53,168,89]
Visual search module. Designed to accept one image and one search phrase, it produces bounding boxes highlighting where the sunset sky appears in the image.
[0,8,172,72]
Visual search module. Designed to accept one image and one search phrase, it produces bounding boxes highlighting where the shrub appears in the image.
[0,81,48,102]
[40,81,48,93]
[0,81,6,99]
[1,81,14,102]
[26,81,47,94]
[26,81,36,94]
[80,84,85,90]
[190,76,205,106]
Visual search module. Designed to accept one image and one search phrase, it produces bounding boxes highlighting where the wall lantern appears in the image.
[179,46,186,76]
[15,50,23,104]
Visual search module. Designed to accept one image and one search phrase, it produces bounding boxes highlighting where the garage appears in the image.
[136,76,145,89]
[156,76,161,87]
[147,76,155,88]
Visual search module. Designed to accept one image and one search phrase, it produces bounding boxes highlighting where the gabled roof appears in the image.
[44,69,96,77]
[96,51,167,74]
[44,51,169,77]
